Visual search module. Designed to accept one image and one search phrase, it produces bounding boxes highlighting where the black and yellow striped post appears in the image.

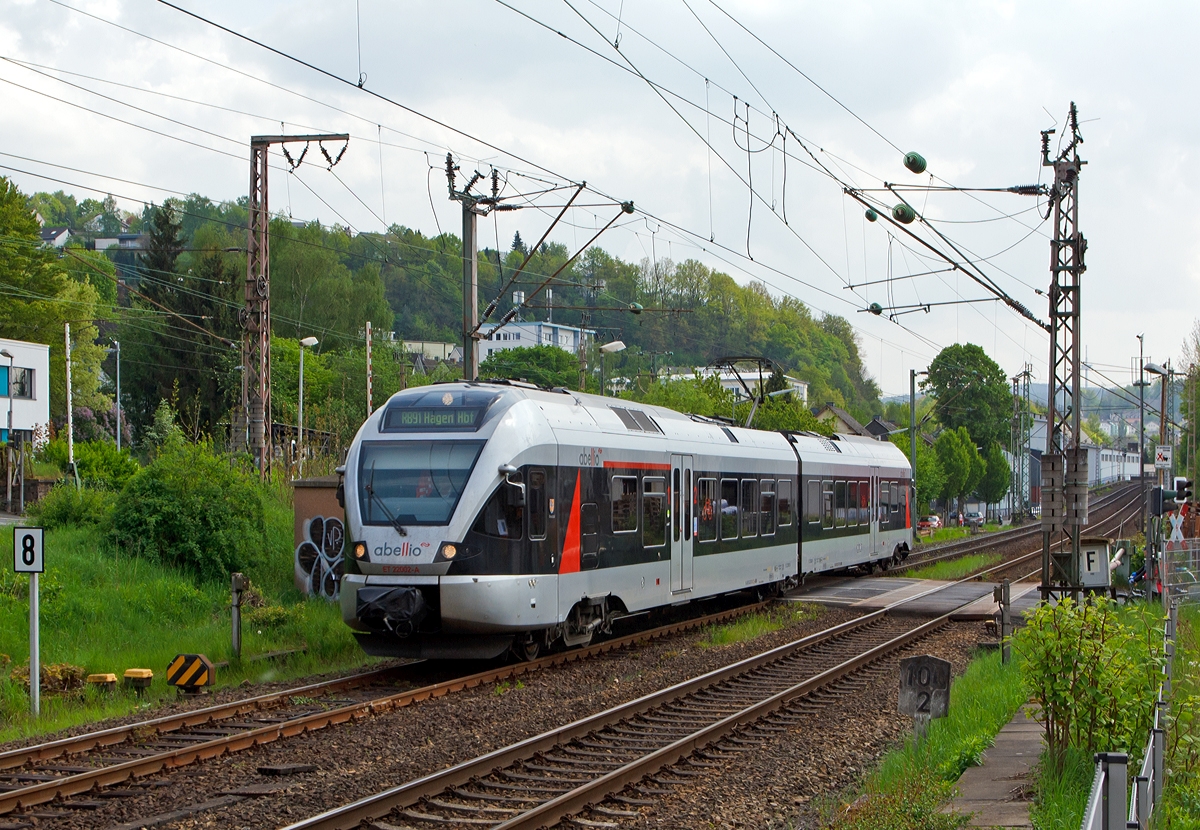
[167,654,214,693]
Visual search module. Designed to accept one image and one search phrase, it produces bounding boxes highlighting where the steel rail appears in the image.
[0,601,765,815]
[901,483,1139,571]
[280,612,892,830]
[284,608,953,830]
[0,665,408,773]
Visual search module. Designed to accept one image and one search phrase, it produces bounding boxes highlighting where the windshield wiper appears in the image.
[365,460,408,536]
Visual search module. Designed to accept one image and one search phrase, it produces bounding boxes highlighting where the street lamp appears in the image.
[1145,361,1169,488]
[298,337,319,476]
[599,340,626,397]
[1,348,13,514]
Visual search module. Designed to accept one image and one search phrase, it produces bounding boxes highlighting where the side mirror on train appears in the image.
[499,464,527,506]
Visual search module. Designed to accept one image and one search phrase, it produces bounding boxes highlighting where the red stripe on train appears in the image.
[559,471,582,574]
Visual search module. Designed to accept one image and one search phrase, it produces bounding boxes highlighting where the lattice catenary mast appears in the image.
[1040,104,1088,599]
[240,133,348,479]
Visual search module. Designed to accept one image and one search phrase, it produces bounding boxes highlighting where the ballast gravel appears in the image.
[6,608,992,830]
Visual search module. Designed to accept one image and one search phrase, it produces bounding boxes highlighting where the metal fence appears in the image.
[1165,540,1200,603]
[1080,604,1176,830]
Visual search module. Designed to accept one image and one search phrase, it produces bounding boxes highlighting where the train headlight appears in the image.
[440,543,458,560]
[353,541,367,560]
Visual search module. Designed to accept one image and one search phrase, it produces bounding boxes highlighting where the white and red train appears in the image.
[337,382,913,659]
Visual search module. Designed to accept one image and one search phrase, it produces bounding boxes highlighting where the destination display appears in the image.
[384,406,485,431]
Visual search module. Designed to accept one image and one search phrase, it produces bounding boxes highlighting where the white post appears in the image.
[65,324,75,488]
[365,321,373,415]
[298,345,304,478]
[114,340,121,453]
[30,570,39,717]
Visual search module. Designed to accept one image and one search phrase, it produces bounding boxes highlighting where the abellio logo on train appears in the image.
[579,447,604,467]
[374,541,430,557]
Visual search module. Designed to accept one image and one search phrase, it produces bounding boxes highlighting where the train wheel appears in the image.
[514,633,542,662]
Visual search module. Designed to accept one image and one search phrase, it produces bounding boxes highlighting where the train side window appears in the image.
[847,481,858,527]
[720,478,739,540]
[642,477,666,548]
[741,479,758,537]
[807,480,820,524]
[891,482,901,513]
[879,482,889,526]
[697,478,718,542]
[529,469,547,540]
[472,479,524,539]
[760,479,776,537]
[822,481,834,528]
[834,480,847,528]
[860,480,870,524]
[611,475,638,533]
[673,468,681,543]
[778,480,793,527]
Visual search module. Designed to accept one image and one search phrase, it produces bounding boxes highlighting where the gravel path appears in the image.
[18,603,865,829]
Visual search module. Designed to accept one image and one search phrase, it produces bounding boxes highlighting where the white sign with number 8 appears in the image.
[13,527,44,574]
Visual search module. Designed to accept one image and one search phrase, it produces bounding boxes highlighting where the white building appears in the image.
[0,337,51,445]
[668,369,809,404]
[478,322,593,360]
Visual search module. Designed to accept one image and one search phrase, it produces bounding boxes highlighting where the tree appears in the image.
[0,177,110,427]
[935,428,971,517]
[892,434,945,514]
[479,345,578,389]
[923,343,1011,449]
[511,231,527,256]
[961,426,985,503]
[978,442,1011,519]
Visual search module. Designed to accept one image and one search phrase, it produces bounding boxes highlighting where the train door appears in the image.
[671,454,694,593]
[869,466,880,560]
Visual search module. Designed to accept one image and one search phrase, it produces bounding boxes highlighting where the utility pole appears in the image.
[65,324,76,490]
[447,160,524,381]
[241,133,348,480]
[365,321,373,415]
[1137,335,1147,534]
[1040,103,1087,601]
[1009,364,1033,523]
[113,340,121,453]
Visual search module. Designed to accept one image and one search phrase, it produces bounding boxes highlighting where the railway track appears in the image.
[897,482,1140,573]
[278,496,1147,830]
[0,600,767,817]
[284,607,961,830]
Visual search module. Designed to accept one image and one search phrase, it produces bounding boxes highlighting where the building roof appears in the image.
[812,403,868,436]
[864,415,900,438]
[39,227,71,244]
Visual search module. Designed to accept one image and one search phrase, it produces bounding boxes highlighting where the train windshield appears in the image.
[358,440,485,526]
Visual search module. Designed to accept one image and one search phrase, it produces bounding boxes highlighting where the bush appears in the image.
[1017,597,1163,767]
[109,437,272,582]
[34,438,69,474]
[27,483,117,529]
[75,441,139,489]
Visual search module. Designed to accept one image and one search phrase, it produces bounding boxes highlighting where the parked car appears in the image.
[964,510,985,527]
[917,515,943,531]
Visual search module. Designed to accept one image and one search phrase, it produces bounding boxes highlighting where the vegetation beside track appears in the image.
[0,459,369,742]
[820,649,1026,829]
[900,553,1003,581]
[914,523,1005,546]
[697,602,821,649]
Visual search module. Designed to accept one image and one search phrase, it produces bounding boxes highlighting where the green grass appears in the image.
[823,649,1027,829]
[0,525,371,742]
[1028,746,1094,830]
[697,602,821,648]
[901,553,1003,581]
[916,524,1004,545]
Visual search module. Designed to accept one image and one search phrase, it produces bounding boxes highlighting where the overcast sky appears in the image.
[2,0,1195,397]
